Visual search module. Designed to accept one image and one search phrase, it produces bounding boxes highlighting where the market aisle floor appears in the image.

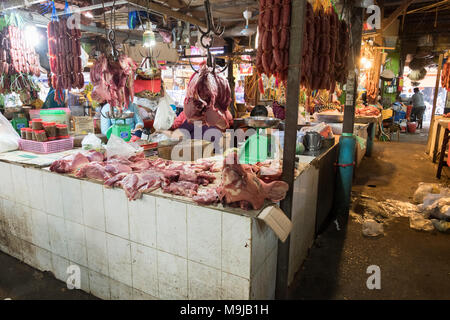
[289,129,450,300]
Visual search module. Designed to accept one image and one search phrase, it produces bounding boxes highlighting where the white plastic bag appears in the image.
[153,95,176,131]
[106,135,143,160]
[81,133,102,151]
[0,112,20,153]
[362,219,384,237]
[413,182,440,204]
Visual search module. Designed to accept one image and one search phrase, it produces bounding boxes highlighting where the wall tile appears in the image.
[51,253,70,283]
[47,214,68,259]
[110,279,133,300]
[187,205,221,269]
[30,208,50,251]
[26,168,45,212]
[89,270,111,300]
[104,188,129,239]
[34,246,53,272]
[22,240,38,268]
[129,195,156,248]
[61,176,83,224]
[106,234,132,286]
[5,233,23,260]
[188,261,221,300]
[156,197,187,258]
[77,264,90,293]
[10,203,31,242]
[81,181,105,231]
[1,198,14,233]
[222,213,251,279]
[11,164,29,206]
[0,162,13,200]
[132,288,158,300]
[221,272,250,300]
[157,250,188,300]
[130,242,158,297]
[43,173,64,217]
[65,220,87,267]
[85,226,108,275]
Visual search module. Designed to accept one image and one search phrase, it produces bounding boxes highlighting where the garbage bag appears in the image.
[409,214,434,232]
[431,219,450,233]
[0,112,20,153]
[106,135,143,160]
[153,95,176,131]
[362,219,384,237]
[413,182,440,204]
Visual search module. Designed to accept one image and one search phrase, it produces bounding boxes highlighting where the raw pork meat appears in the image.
[50,153,90,173]
[162,181,199,198]
[90,54,137,109]
[193,188,220,205]
[75,162,110,181]
[219,151,289,210]
[184,64,233,130]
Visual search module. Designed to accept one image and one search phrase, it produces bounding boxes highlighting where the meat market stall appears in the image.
[0,0,356,301]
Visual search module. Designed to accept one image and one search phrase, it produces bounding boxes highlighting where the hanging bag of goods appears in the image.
[47,5,84,105]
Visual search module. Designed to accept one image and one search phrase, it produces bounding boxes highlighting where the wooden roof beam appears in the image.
[382,0,416,32]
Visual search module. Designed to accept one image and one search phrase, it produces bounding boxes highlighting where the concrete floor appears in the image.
[289,130,450,300]
[1,129,449,300]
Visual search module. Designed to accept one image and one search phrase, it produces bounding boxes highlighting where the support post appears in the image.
[275,0,306,300]
[226,38,236,118]
[426,53,444,152]
[336,4,364,215]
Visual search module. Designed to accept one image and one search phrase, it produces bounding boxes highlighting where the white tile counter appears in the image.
[0,160,281,300]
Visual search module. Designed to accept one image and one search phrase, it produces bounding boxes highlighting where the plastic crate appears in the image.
[18,138,74,154]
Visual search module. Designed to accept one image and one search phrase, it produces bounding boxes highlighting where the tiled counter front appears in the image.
[0,161,278,300]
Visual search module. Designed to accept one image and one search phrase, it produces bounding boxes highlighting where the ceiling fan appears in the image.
[240,9,256,36]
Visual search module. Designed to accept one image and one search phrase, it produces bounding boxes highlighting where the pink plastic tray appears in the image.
[18,138,74,154]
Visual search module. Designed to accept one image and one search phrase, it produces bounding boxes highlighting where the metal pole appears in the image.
[426,53,444,152]
[275,0,306,300]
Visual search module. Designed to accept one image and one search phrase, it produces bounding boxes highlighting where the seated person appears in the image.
[100,101,144,138]
[43,73,66,109]
[250,105,269,117]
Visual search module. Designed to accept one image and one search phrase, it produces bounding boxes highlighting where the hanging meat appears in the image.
[47,17,84,104]
[256,0,291,81]
[0,24,41,95]
[90,54,137,109]
[334,19,350,84]
[442,60,450,91]
[183,64,233,131]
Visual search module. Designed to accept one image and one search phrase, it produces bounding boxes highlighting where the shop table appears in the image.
[354,114,382,157]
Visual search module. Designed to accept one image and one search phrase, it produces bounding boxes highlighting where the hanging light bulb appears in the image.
[143,21,156,47]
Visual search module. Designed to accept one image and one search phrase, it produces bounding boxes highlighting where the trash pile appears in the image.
[351,182,450,237]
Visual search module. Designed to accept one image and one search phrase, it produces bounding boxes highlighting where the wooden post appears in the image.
[226,38,236,117]
[275,0,306,300]
[426,53,444,152]
[343,5,364,134]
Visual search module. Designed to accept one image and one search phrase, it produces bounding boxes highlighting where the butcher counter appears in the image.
[0,143,338,300]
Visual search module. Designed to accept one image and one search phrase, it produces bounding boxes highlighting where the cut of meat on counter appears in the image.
[441,60,450,91]
[49,150,289,211]
[219,151,289,210]
[184,64,233,131]
[90,54,137,109]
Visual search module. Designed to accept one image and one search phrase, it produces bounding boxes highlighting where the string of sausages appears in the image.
[256,1,350,92]
[441,60,450,91]
[47,17,85,104]
[256,0,291,82]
